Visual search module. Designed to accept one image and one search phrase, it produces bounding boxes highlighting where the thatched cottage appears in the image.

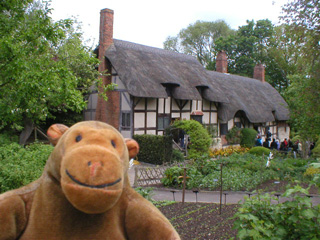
[84,8,290,145]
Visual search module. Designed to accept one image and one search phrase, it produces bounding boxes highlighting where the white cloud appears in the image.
[49,0,288,48]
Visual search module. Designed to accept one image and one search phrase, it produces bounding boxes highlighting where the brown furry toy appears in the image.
[0,121,180,240]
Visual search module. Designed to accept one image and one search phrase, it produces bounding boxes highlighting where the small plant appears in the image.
[226,126,241,144]
[171,149,185,163]
[233,185,320,239]
[210,145,249,157]
[134,187,155,201]
[161,166,184,187]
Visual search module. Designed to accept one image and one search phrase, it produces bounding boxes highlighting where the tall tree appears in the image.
[215,19,274,78]
[281,0,320,143]
[0,0,100,143]
[163,20,235,69]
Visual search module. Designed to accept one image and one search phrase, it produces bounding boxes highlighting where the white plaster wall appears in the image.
[165,97,171,114]
[114,76,126,90]
[191,100,202,112]
[278,126,290,141]
[135,98,145,110]
[172,112,180,118]
[147,130,156,135]
[158,98,164,114]
[121,131,131,138]
[202,100,210,111]
[135,130,145,135]
[121,92,131,111]
[134,113,145,128]
[181,112,190,120]
[147,98,157,110]
[228,119,234,130]
[172,99,179,111]
[203,113,209,124]
[211,112,218,124]
[147,112,157,128]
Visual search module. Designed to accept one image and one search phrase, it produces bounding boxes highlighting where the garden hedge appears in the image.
[0,142,52,193]
[133,134,172,165]
[240,128,257,148]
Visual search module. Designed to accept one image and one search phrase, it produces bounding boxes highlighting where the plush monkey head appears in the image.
[46,121,139,214]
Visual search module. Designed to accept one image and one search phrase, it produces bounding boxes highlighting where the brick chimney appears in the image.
[253,64,265,83]
[95,8,120,129]
[216,51,228,73]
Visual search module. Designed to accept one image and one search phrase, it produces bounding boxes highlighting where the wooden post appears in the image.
[133,167,138,187]
[182,168,186,204]
[219,163,223,215]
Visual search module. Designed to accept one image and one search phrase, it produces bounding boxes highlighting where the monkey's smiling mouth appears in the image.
[66,170,121,189]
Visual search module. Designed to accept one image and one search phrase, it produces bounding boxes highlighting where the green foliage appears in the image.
[171,149,185,163]
[163,20,235,69]
[172,120,212,159]
[133,134,172,165]
[216,20,275,77]
[0,132,18,145]
[240,128,257,148]
[248,146,271,156]
[162,153,314,191]
[161,166,184,187]
[134,187,154,201]
[0,1,102,130]
[233,185,320,239]
[0,142,52,193]
[226,126,240,144]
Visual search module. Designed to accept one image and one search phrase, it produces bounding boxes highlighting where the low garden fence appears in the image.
[133,166,168,187]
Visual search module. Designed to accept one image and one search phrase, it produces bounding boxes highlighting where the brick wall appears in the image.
[216,51,228,73]
[253,64,265,83]
[95,8,120,129]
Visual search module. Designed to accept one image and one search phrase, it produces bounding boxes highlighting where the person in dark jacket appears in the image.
[263,139,270,148]
[270,138,277,150]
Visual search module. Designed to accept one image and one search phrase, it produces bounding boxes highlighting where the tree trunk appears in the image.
[19,118,34,145]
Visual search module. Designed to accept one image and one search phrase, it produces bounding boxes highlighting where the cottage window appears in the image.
[121,112,131,128]
[158,114,171,131]
[220,123,228,135]
[191,115,203,123]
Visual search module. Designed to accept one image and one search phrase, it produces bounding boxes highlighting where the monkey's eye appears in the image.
[75,135,82,142]
[111,140,116,148]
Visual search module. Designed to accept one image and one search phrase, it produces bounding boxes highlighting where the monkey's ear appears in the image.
[47,124,69,146]
[125,139,139,159]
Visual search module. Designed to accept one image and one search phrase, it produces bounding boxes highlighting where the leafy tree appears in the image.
[0,1,101,143]
[163,20,235,69]
[281,0,320,146]
[215,19,274,78]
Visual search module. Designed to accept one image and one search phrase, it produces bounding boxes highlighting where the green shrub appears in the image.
[233,185,320,239]
[248,146,271,156]
[312,138,320,158]
[172,120,212,159]
[133,134,172,165]
[0,142,53,193]
[171,149,185,163]
[226,126,240,144]
[161,166,184,187]
[240,128,257,148]
[0,132,18,146]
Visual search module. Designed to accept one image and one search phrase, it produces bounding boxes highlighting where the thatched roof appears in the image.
[207,71,289,123]
[104,39,289,123]
[105,40,228,102]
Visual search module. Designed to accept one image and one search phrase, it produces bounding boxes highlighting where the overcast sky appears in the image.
[49,0,289,49]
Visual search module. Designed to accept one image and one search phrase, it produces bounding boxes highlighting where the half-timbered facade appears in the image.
[84,8,290,145]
